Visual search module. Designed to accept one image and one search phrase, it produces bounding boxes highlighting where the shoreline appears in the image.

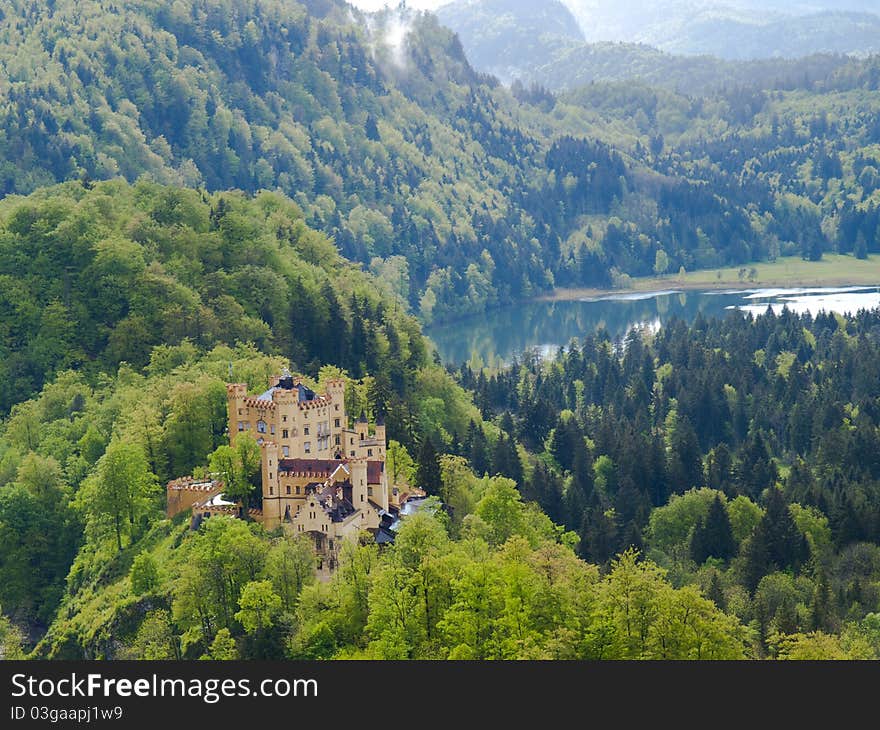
[538,277,880,302]
[539,254,880,302]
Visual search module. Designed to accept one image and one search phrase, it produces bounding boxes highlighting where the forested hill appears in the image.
[434,0,584,84]
[0,179,433,421]
[438,0,879,93]
[0,179,488,648]
[451,0,880,64]
[0,0,557,322]
[3,0,880,329]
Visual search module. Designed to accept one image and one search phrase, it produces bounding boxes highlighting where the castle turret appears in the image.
[374,414,386,457]
[261,441,281,526]
[355,410,369,442]
[226,383,248,446]
[325,378,346,413]
[350,458,368,509]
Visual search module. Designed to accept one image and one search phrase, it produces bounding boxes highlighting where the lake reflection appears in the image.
[426,286,880,366]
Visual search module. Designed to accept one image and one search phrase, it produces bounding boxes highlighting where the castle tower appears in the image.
[350,458,369,509]
[376,460,389,512]
[374,415,386,459]
[261,441,281,527]
[355,410,369,442]
[325,378,346,415]
[226,383,248,446]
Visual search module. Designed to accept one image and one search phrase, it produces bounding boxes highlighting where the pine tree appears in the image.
[619,520,644,553]
[570,445,594,502]
[415,437,442,496]
[492,432,523,486]
[743,488,808,591]
[527,460,563,524]
[579,495,618,565]
[691,495,737,563]
[706,444,733,496]
[668,415,703,493]
[464,420,490,476]
[549,414,584,473]
[364,114,380,141]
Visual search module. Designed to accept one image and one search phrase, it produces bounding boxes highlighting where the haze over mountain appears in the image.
[436,0,880,70]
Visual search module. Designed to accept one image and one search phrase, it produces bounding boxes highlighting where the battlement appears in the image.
[166,477,224,519]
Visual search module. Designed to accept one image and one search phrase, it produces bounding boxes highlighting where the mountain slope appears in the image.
[2,0,880,339]
[435,0,873,93]
[0,179,428,417]
[658,11,880,60]
[560,0,880,58]
[0,0,555,322]
[436,0,584,83]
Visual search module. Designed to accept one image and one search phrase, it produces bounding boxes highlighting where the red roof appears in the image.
[278,458,384,484]
[277,458,342,477]
[367,461,383,484]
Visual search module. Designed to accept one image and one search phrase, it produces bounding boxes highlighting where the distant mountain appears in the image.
[636,10,880,60]
[435,0,860,93]
[525,43,856,95]
[436,0,584,83]
[564,0,880,59]
[438,0,880,74]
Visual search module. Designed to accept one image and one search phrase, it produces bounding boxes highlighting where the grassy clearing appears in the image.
[545,254,880,301]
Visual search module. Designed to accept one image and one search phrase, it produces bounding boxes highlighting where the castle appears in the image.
[167,370,423,571]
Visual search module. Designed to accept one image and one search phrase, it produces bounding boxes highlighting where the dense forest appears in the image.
[1,0,880,662]
[450,308,880,657]
[2,0,880,327]
[0,180,481,647]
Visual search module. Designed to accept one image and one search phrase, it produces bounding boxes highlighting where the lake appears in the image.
[426,286,880,366]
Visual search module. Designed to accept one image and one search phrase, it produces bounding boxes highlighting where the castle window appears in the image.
[269,473,273,480]
[368,486,373,496]
[257,420,267,433]
[360,494,364,502]
[270,425,275,434]
[238,409,242,415]
[335,435,340,445]
[237,421,244,432]
[335,405,339,411]
[329,540,334,550]
[296,486,300,495]
[350,451,355,457]
[304,442,311,454]
[350,438,354,445]
[334,418,340,428]
[282,446,289,457]
[304,426,310,436]
[282,415,287,422]
[368,449,373,457]
[286,486,291,495]
[283,429,288,439]
[244,422,251,430]
[269,486,273,495]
